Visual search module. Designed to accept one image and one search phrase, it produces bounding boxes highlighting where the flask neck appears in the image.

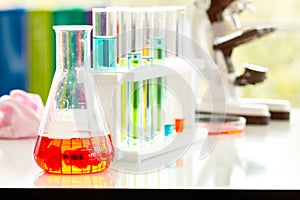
[53,25,92,74]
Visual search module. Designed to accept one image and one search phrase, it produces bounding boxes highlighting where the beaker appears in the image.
[33,25,115,175]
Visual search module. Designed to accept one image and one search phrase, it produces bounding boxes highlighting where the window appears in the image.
[232,0,300,107]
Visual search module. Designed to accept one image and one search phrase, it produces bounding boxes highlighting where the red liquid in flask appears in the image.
[33,134,115,174]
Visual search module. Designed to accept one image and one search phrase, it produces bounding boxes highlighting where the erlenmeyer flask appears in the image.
[33,25,115,175]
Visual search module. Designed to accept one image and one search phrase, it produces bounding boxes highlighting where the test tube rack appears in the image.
[93,57,208,163]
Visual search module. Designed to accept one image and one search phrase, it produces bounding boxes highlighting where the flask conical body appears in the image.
[33,25,115,174]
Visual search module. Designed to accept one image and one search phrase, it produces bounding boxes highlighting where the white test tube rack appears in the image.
[93,57,208,163]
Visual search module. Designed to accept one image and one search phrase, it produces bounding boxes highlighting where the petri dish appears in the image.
[196,114,246,135]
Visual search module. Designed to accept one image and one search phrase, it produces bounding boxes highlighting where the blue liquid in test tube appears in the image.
[93,36,116,69]
[92,8,117,70]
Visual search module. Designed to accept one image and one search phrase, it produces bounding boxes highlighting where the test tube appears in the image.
[115,7,131,67]
[127,8,144,68]
[112,7,132,146]
[165,6,177,58]
[92,8,117,70]
[142,8,152,64]
[149,7,166,64]
[149,7,167,138]
[127,8,144,146]
[140,7,152,143]
[174,6,186,57]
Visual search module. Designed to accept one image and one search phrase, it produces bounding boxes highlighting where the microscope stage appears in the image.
[196,100,271,125]
[239,98,290,120]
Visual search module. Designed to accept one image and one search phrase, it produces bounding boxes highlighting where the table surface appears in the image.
[1,109,300,189]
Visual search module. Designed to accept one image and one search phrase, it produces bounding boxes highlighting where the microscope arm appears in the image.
[213,26,276,74]
[206,0,237,24]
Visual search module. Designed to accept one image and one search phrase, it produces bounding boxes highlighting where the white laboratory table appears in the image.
[1,109,300,196]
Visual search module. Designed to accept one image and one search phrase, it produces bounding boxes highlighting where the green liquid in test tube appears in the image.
[151,37,165,63]
[149,77,157,139]
[141,10,152,142]
[156,76,165,132]
[114,8,133,146]
[132,81,140,139]
[127,8,144,146]
[128,52,142,145]
[128,52,141,67]
[142,78,150,141]
[150,37,166,133]
[149,8,167,136]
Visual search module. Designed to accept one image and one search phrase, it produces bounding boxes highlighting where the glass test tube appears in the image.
[113,7,132,146]
[149,8,167,138]
[146,8,155,140]
[115,7,131,68]
[165,7,177,58]
[174,6,186,57]
[161,7,177,138]
[163,6,187,138]
[149,7,166,64]
[141,7,153,143]
[142,8,152,64]
[127,8,144,146]
[92,8,117,70]
[127,8,144,67]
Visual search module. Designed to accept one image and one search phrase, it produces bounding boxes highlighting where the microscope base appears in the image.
[239,98,290,120]
[196,100,271,125]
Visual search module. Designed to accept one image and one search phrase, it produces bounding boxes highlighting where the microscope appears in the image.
[193,0,290,124]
